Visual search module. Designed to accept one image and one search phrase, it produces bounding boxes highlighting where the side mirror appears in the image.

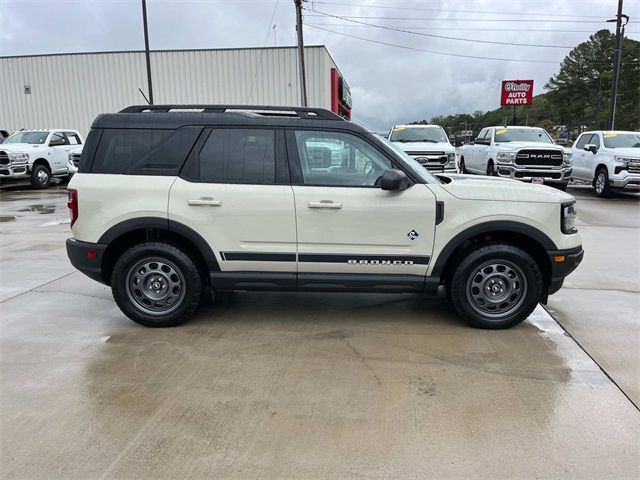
[380,169,410,191]
[584,144,598,154]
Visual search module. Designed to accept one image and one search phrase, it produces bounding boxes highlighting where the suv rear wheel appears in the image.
[449,244,542,329]
[111,242,203,327]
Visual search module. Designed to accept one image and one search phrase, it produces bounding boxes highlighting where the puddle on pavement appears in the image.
[0,215,16,222]
[18,204,57,214]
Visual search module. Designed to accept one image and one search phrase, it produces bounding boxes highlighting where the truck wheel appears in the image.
[594,168,612,197]
[30,164,51,189]
[111,242,203,327]
[449,244,542,329]
[486,162,496,176]
[459,158,467,174]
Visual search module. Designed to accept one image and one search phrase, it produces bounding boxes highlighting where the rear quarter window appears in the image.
[89,127,202,175]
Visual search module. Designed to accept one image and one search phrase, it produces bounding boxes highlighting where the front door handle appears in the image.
[188,198,222,207]
[308,201,342,209]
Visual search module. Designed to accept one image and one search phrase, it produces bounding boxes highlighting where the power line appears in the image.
[306,23,631,33]
[311,1,607,19]
[248,0,279,102]
[304,13,633,23]
[306,8,574,48]
[306,24,561,64]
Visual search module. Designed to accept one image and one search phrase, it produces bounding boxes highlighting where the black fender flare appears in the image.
[430,220,557,277]
[98,217,219,272]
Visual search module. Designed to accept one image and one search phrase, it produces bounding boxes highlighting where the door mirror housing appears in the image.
[584,143,598,154]
[380,169,410,191]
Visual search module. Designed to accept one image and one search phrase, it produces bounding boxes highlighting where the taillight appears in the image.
[67,188,78,227]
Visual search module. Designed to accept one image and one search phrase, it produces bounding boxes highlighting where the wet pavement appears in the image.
[1,185,639,479]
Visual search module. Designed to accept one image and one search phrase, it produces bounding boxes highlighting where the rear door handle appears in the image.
[188,198,222,207]
[308,201,342,209]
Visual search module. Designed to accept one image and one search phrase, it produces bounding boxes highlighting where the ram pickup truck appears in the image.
[388,124,455,172]
[0,129,84,188]
[570,130,640,197]
[458,126,572,190]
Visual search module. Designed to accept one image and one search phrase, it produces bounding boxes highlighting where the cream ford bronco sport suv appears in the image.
[66,105,583,329]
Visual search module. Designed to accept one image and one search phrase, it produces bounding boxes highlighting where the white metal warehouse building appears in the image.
[0,46,352,137]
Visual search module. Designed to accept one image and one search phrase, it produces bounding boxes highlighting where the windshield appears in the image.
[378,137,438,184]
[602,132,640,148]
[494,128,553,144]
[4,131,49,144]
[389,126,449,143]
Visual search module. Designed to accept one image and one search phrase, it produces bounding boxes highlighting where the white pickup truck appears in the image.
[388,124,455,172]
[0,129,84,188]
[458,126,573,190]
[570,130,640,197]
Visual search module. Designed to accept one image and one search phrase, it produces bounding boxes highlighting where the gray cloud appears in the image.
[1,0,637,131]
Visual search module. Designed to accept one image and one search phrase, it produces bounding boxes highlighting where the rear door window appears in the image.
[182,128,278,185]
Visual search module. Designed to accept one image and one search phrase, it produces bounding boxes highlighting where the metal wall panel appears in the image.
[0,46,340,136]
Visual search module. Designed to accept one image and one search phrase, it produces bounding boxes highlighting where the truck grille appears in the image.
[628,159,640,174]
[515,149,563,167]
[0,151,9,166]
[70,153,82,167]
[406,151,449,171]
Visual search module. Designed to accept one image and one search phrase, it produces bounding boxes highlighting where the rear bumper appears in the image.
[66,238,108,284]
[547,246,584,295]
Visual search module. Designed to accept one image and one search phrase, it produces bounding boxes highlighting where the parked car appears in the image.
[458,126,573,190]
[0,129,84,188]
[570,130,640,197]
[66,105,582,329]
[387,124,456,172]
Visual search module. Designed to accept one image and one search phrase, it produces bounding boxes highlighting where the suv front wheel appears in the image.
[449,244,542,329]
[111,242,203,327]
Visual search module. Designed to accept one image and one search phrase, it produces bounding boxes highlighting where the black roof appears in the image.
[92,105,367,134]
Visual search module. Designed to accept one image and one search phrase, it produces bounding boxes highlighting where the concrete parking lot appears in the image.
[1,184,639,479]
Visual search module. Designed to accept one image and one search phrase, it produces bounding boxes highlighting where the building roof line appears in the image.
[0,45,328,60]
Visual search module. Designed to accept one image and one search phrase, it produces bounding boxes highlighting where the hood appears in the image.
[436,174,574,204]
[494,141,561,151]
[393,141,454,153]
[0,143,42,152]
[608,147,640,157]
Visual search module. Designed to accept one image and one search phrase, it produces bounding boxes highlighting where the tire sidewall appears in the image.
[111,242,202,327]
[450,245,542,329]
[594,168,610,197]
[30,164,51,189]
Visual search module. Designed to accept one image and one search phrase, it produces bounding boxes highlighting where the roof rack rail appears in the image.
[118,105,345,121]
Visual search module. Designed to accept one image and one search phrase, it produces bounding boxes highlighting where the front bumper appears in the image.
[547,246,584,296]
[610,173,640,190]
[66,238,108,284]
[0,162,30,179]
[496,164,572,184]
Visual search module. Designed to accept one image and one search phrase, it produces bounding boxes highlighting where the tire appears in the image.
[486,162,496,177]
[30,164,51,189]
[111,242,203,327]
[553,182,568,191]
[594,167,612,197]
[459,157,467,174]
[449,244,542,329]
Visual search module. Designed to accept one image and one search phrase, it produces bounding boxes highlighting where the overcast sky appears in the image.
[1,0,638,131]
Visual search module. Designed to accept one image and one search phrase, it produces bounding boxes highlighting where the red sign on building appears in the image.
[500,80,534,106]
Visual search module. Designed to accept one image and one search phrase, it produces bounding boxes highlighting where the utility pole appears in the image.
[607,0,626,129]
[294,0,308,107]
[142,0,153,104]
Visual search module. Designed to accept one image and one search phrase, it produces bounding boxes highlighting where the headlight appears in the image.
[497,152,516,163]
[563,152,573,166]
[613,156,633,165]
[9,152,29,163]
[447,152,455,161]
[561,202,577,234]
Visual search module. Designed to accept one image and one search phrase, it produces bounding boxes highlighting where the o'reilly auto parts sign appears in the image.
[501,80,534,106]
